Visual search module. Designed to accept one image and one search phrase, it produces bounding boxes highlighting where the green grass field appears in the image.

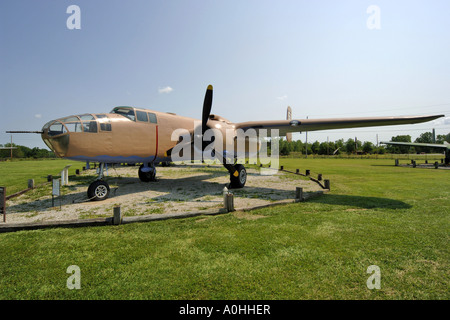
[0,159,85,196]
[0,158,448,299]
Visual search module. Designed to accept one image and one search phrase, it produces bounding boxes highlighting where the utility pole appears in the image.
[327,136,329,156]
[305,116,308,158]
[10,135,13,162]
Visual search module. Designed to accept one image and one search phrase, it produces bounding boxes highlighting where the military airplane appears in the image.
[381,140,450,165]
[7,85,444,200]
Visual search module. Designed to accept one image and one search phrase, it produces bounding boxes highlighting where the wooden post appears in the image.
[226,193,234,212]
[434,161,439,169]
[324,179,330,190]
[0,187,6,223]
[113,206,122,225]
[296,169,299,174]
[295,187,303,202]
[395,159,399,166]
[76,169,80,175]
[305,169,310,176]
[412,160,416,168]
[223,186,228,209]
[47,175,53,182]
[28,179,35,189]
[280,166,284,171]
[317,174,322,181]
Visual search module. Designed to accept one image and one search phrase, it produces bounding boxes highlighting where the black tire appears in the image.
[87,180,110,201]
[229,164,247,189]
[138,164,156,182]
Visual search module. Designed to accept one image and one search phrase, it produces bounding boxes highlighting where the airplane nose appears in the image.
[41,121,70,157]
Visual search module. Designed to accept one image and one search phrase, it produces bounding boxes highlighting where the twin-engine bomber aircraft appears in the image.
[8,85,444,200]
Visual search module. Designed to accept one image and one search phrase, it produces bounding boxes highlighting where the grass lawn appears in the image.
[0,158,448,299]
[0,159,86,196]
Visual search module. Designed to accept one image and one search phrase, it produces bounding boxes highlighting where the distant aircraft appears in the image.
[7,85,444,200]
[381,141,450,165]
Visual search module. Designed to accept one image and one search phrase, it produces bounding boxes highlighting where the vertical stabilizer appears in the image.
[286,106,292,142]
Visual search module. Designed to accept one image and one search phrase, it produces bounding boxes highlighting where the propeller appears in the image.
[202,84,213,136]
[201,85,215,156]
[198,85,238,178]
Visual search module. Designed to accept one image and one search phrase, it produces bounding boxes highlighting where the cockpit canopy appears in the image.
[43,107,158,137]
[110,106,157,123]
[42,113,110,137]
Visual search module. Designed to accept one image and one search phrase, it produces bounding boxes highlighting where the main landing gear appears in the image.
[87,162,156,201]
[224,163,247,189]
[138,163,157,182]
[87,163,110,201]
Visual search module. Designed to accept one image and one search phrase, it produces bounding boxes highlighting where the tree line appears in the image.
[277,131,450,156]
[0,143,56,159]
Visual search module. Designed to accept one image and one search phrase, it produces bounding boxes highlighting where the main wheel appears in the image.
[138,164,156,182]
[229,164,247,189]
[87,180,110,201]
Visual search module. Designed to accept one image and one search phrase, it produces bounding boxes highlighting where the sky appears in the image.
[1,0,449,149]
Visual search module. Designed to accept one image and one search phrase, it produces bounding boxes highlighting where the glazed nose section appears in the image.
[41,120,70,157]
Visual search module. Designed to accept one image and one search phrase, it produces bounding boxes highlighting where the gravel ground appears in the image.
[4,164,324,223]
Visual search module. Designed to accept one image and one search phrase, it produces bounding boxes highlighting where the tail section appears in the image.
[286,106,292,142]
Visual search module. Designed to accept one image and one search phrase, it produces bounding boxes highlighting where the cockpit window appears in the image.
[96,114,111,131]
[79,114,95,122]
[48,122,67,136]
[65,122,83,132]
[61,116,80,122]
[136,110,148,122]
[111,107,135,121]
[83,121,98,133]
[43,120,54,130]
[148,112,157,124]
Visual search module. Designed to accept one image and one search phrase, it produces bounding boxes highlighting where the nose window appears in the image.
[64,122,83,132]
[48,122,67,136]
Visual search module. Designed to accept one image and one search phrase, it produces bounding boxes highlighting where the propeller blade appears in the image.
[202,85,213,135]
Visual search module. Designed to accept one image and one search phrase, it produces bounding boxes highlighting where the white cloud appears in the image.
[433,116,450,126]
[277,95,287,100]
[158,86,174,94]
[35,114,42,119]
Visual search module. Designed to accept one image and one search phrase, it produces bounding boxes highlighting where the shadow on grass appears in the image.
[309,193,412,209]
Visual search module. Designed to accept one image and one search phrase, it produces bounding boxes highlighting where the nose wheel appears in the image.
[87,180,110,201]
[87,162,111,201]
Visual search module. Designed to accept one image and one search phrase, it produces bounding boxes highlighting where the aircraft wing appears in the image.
[234,114,444,136]
[380,141,450,149]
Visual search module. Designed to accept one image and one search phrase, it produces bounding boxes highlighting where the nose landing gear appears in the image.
[87,163,110,201]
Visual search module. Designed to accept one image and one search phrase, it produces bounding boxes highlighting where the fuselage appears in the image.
[41,106,244,164]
